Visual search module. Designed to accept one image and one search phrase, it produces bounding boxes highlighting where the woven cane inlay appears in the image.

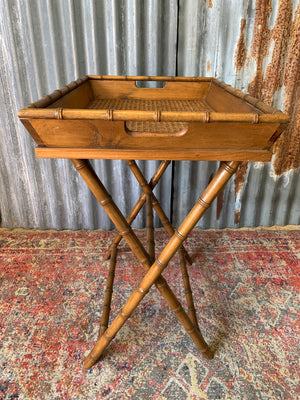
[88,98,214,133]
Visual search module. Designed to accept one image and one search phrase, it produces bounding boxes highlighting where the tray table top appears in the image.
[18,75,290,162]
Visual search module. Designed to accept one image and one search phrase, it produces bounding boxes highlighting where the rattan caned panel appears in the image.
[88,98,214,133]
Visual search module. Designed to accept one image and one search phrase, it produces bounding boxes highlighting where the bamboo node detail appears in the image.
[106,109,113,121]
[156,259,165,267]
[176,230,186,240]
[221,162,237,174]
[154,111,161,122]
[171,306,182,313]
[55,108,63,120]
[104,331,113,340]
[120,309,128,319]
[73,160,88,171]
[203,111,210,123]
[120,228,131,237]
[90,352,97,361]
[140,257,149,265]
[186,326,196,334]
[100,196,113,206]
[188,306,196,312]
[156,280,167,289]
[252,113,259,124]
[138,286,146,294]
[197,197,210,209]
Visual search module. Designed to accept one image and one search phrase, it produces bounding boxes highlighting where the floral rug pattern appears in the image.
[0,228,299,399]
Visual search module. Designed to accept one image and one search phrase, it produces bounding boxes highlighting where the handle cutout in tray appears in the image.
[135,81,166,89]
[125,121,188,136]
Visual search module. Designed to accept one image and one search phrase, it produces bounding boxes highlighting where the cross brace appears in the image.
[71,159,239,368]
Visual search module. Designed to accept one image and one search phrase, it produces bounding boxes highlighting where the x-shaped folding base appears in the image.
[71,159,240,369]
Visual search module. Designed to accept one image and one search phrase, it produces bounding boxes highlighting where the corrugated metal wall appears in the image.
[0,0,178,230]
[0,0,299,230]
[173,0,300,228]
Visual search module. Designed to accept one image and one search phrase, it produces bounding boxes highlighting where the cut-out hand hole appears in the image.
[135,81,166,89]
[125,121,188,136]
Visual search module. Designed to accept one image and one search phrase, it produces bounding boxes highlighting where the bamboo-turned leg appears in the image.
[76,160,239,368]
[126,160,192,265]
[146,194,155,262]
[136,162,199,331]
[179,249,200,331]
[98,244,118,339]
[104,160,170,260]
[71,159,214,368]
[139,163,199,331]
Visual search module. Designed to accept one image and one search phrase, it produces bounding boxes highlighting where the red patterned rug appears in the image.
[0,228,299,399]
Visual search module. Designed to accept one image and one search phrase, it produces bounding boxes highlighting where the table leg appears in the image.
[126,160,193,264]
[79,161,239,368]
[71,159,217,368]
[98,244,117,339]
[104,160,170,260]
[179,249,200,331]
[146,193,155,262]
[127,159,200,327]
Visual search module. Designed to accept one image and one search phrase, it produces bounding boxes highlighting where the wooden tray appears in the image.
[18,76,290,161]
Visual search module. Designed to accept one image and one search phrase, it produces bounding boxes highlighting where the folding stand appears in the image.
[18,74,289,369]
[71,159,239,369]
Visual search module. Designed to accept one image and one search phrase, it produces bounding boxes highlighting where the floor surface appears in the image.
[0,228,299,399]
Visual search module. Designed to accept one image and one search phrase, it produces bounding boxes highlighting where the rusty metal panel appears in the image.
[0,0,299,230]
[0,0,178,229]
[173,0,300,227]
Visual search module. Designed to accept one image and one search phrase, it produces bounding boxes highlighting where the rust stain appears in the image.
[234,162,248,224]
[248,0,272,98]
[247,0,299,174]
[282,3,300,111]
[273,3,300,174]
[207,60,211,74]
[261,0,293,104]
[234,209,241,225]
[274,88,300,174]
[235,162,248,199]
[204,0,213,8]
[234,18,247,71]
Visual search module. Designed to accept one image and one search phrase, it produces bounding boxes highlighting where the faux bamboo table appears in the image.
[18,75,289,369]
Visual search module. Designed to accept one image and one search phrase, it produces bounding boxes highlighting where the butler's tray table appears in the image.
[18,75,290,368]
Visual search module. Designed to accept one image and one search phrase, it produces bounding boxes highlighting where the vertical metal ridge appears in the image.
[172,0,299,229]
[0,0,298,229]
